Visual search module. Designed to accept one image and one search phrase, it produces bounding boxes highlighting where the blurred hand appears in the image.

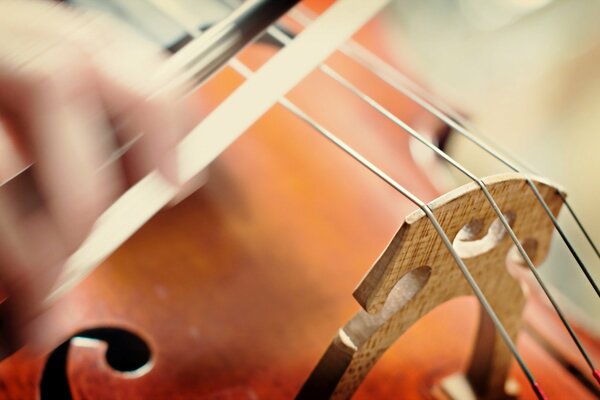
[0,0,191,351]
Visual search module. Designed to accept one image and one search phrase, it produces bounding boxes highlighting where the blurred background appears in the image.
[387,0,600,330]
[69,0,600,332]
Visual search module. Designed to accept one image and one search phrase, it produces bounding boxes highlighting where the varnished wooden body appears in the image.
[0,1,598,399]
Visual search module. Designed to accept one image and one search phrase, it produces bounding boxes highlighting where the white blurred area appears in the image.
[386,0,600,325]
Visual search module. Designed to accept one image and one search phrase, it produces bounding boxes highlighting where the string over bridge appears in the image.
[299,173,564,399]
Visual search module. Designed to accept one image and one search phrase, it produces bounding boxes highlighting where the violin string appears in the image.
[229,57,546,400]
[290,5,600,268]
[327,34,600,298]
[148,3,547,398]
[391,82,600,263]
[562,198,600,260]
[288,7,600,383]
[260,21,600,384]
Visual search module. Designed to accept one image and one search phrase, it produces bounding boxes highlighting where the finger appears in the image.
[89,42,189,185]
[16,52,124,251]
[56,12,193,185]
[125,94,188,184]
[0,116,29,184]
[0,175,66,354]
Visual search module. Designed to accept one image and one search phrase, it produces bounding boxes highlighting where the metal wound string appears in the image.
[150,3,547,398]
[290,5,600,269]
[331,36,600,297]
[232,59,545,399]
[258,13,599,384]
[248,63,548,398]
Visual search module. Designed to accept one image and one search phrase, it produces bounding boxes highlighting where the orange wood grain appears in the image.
[0,1,596,399]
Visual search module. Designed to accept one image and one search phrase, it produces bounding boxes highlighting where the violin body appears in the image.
[0,1,598,399]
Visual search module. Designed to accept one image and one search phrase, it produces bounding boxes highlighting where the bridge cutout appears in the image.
[298,173,564,399]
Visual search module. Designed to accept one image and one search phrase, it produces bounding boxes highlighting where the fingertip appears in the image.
[157,150,181,187]
[168,168,209,207]
[124,94,186,185]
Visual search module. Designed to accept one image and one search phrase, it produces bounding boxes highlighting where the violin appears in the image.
[0,0,598,399]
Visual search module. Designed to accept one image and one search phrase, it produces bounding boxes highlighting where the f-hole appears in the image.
[39,327,152,400]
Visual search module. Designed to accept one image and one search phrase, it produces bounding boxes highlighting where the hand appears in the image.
[0,0,191,351]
